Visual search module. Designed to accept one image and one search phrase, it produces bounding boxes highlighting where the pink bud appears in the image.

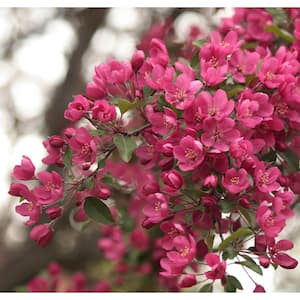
[161,143,174,156]
[259,256,270,268]
[13,155,35,180]
[162,170,184,192]
[203,174,218,188]
[99,188,110,200]
[178,274,197,288]
[142,217,156,229]
[253,284,266,292]
[74,208,88,222]
[131,50,145,71]
[45,206,62,220]
[142,181,160,195]
[63,127,76,138]
[81,162,91,171]
[49,136,65,148]
[30,224,53,248]
[48,262,61,276]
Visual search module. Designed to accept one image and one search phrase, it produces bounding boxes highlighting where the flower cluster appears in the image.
[9,8,300,292]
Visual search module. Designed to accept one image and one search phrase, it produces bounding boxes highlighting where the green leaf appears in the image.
[265,25,295,43]
[83,196,114,225]
[113,133,137,163]
[227,85,244,98]
[97,159,106,170]
[90,129,105,136]
[219,200,236,213]
[239,206,257,228]
[265,8,288,27]
[101,172,122,189]
[237,259,263,275]
[192,39,207,49]
[19,197,25,203]
[262,149,277,162]
[225,275,243,292]
[199,283,213,292]
[280,149,299,172]
[111,98,139,114]
[63,146,72,168]
[218,227,253,251]
[84,176,95,189]
[222,247,238,260]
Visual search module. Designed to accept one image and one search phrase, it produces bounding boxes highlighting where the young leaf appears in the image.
[111,98,139,114]
[63,146,72,168]
[265,25,295,43]
[199,283,213,292]
[192,39,207,49]
[218,227,253,251]
[237,260,263,275]
[225,275,243,292]
[113,133,137,163]
[83,197,114,225]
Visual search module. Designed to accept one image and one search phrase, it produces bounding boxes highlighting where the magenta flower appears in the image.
[253,285,266,292]
[230,49,260,83]
[178,274,197,289]
[294,18,300,40]
[237,91,273,128]
[222,168,250,194]
[42,139,63,166]
[145,65,174,91]
[92,100,116,123]
[173,136,204,171]
[255,166,281,193]
[69,127,97,164]
[200,44,228,86]
[160,221,185,250]
[201,117,240,152]
[34,171,63,205]
[204,253,226,280]
[146,105,177,135]
[45,206,63,220]
[246,9,273,42]
[258,57,285,88]
[148,38,169,67]
[197,89,234,120]
[256,201,285,238]
[272,191,295,221]
[165,74,202,110]
[166,234,196,266]
[64,95,90,122]
[143,193,169,223]
[12,155,35,181]
[30,224,53,248]
[16,200,41,226]
[268,238,298,269]
[210,30,241,55]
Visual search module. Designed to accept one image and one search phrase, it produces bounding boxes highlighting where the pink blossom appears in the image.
[145,65,174,91]
[258,57,285,88]
[204,253,226,280]
[210,30,241,55]
[222,168,250,194]
[255,165,281,193]
[30,224,53,248]
[143,193,169,223]
[165,74,202,110]
[295,18,300,40]
[92,100,116,123]
[148,38,169,67]
[160,221,185,250]
[130,50,145,71]
[237,91,273,128]
[201,117,240,152]
[230,49,260,83]
[173,136,204,171]
[246,9,273,43]
[42,139,63,166]
[146,105,177,135]
[64,95,90,122]
[34,171,63,205]
[272,191,295,221]
[256,201,285,238]
[68,127,97,164]
[12,155,35,180]
[268,238,298,269]
[16,199,41,226]
[200,43,228,85]
[197,89,234,119]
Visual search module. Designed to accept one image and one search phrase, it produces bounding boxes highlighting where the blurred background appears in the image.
[0,7,299,292]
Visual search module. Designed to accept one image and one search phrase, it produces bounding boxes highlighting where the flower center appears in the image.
[81,143,90,155]
[266,71,274,81]
[265,216,275,227]
[184,148,197,161]
[175,88,187,103]
[230,176,240,185]
[180,246,189,257]
[260,173,270,184]
[45,182,56,192]
[154,201,161,211]
[209,56,219,68]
